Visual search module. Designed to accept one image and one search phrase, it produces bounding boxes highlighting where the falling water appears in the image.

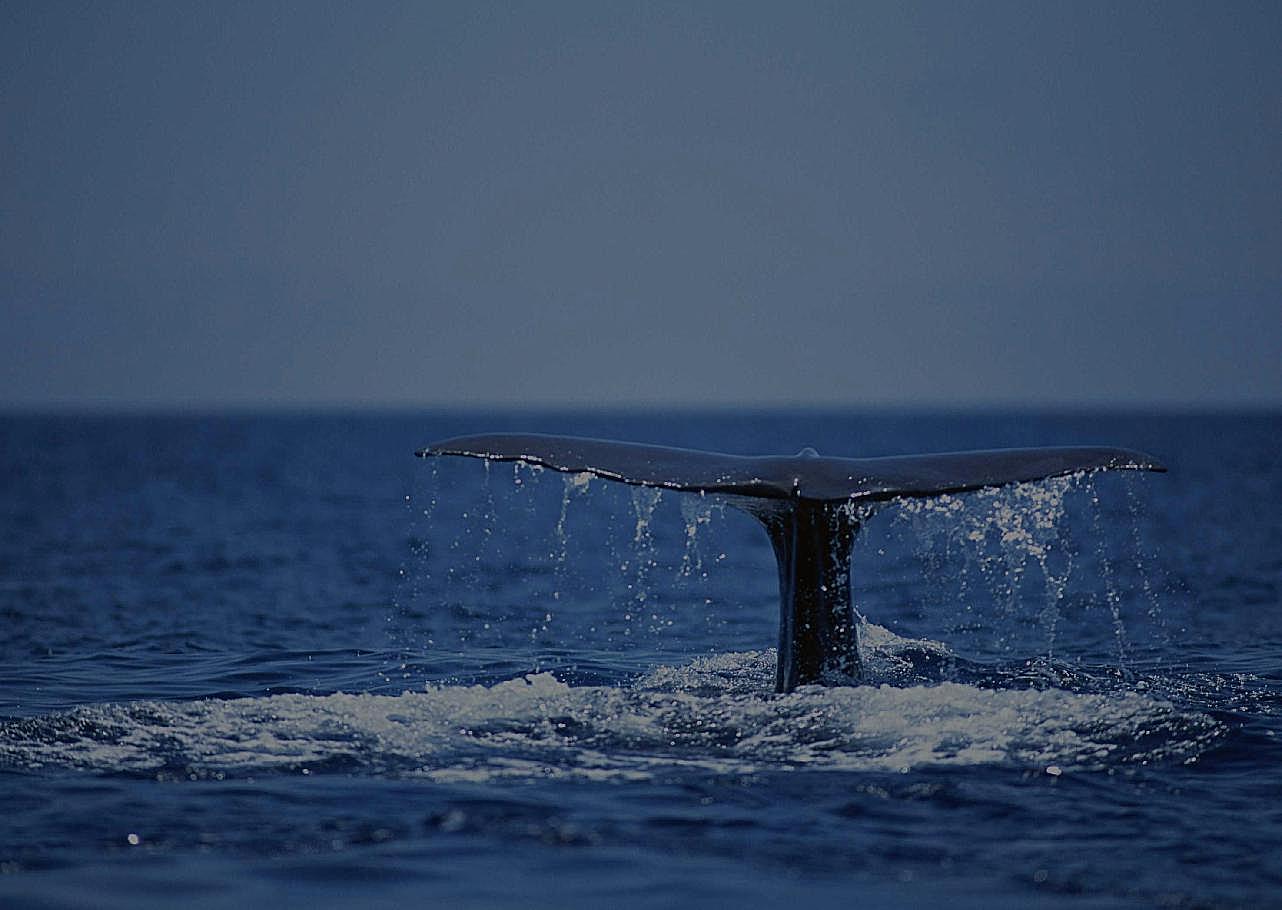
[891,474,1080,661]
[414,454,1160,674]
[1089,484,1129,671]
[475,458,497,568]
[677,494,714,580]
[385,461,443,681]
[628,486,665,633]
[548,472,594,632]
[1125,475,1170,645]
[554,472,594,566]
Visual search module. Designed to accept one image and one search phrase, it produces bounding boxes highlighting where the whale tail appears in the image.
[418,434,1165,692]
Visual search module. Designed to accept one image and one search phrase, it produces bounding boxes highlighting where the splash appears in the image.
[1125,477,1170,643]
[1088,485,1129,669]
[677,494,715,580]
[622,487,665,632]
[554,472,594,560]
[0,628,1225,782]
[551,472,594,595]
[891,474,1081,656]
[631,485,662,548]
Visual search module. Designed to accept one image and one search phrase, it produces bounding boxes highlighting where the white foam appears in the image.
[0,635,1222,782]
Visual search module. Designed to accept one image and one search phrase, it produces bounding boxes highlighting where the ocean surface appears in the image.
[1,411,1279,908]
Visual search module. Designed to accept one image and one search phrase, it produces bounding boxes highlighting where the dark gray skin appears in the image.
[418,434,1165,693]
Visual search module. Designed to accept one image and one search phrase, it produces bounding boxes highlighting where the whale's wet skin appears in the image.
[1,414,1280,908]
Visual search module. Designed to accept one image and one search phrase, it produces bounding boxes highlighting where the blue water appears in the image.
[1,412,1279,908]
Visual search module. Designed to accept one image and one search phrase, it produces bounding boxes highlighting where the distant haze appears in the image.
[2,1,1279,409]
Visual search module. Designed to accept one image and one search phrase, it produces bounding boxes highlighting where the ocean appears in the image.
[1,411,1278,908]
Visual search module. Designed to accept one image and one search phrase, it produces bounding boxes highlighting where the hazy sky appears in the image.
[2,1,1279,409]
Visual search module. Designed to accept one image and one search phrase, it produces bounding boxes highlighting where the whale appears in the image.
[417,434,1165,692]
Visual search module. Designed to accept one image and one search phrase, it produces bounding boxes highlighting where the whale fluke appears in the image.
[418,434,1165,692]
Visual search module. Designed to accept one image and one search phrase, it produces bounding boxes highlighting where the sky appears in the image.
[2,0,1279,409]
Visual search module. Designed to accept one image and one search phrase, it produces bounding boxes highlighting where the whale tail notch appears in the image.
[418,433,1165,692]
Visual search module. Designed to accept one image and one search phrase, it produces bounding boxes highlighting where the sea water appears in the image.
[0,412,1279,908]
